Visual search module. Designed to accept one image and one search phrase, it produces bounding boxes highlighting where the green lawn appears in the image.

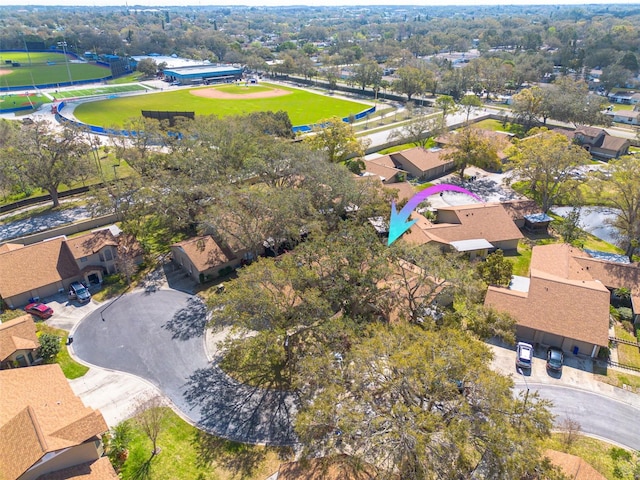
[376,138,436,155]
[614,325,640,369]
[35,323,89,379]
[0,154,135,207]
[119,407,286,480]
[0,59,111,88]
[546,433,639,479]
[73,83,370,127]
[470,118,526,136]
[505,241,532,277]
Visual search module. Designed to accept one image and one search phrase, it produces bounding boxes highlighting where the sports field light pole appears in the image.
[19,33,32,66]
[58,40,73,85]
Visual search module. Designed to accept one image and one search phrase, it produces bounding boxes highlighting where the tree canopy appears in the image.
[443,126,502,178]
[507,128,591,213]
[0,121,92,207]
[593,156,640,258]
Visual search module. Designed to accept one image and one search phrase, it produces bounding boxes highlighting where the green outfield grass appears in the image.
[0,52,70,64]
[0,52,110,88]
[52,84,147,99]
[0,92,48,110]
[73,83,371,127]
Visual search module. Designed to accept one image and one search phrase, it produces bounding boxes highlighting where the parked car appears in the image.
[68,281,91,303]
[516,342,534,370]
[24,302,54,319]
[546,347,564,372]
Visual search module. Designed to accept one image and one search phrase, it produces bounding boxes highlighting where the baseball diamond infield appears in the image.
[71,82,372,127]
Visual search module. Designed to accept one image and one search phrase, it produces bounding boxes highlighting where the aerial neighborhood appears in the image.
[2,3,640,479]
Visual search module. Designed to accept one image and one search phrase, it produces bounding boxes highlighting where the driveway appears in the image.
[490,340,640,449]
[71,289,297,445]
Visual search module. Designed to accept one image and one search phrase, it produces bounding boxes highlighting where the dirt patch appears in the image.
[189,86,292,100]
[0,69,12,76]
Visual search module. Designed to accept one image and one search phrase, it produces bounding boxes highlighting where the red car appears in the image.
[25,302,54,319]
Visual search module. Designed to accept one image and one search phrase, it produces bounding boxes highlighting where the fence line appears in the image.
[607,359,640,373]
[609,336,640,348]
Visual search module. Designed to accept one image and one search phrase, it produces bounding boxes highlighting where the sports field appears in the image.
[0,51,110,88]
[0,92,48,111]
[72,83,371,127]
[52,84,148,99]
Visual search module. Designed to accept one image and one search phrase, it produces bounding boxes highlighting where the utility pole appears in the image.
[517,367,530,427]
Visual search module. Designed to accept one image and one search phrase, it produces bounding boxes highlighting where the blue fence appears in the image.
[291,105,376,134]
[0,104,34,114]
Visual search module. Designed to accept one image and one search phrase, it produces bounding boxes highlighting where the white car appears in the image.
[516,342,534,370]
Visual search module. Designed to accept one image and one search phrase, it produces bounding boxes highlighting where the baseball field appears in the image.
[72,83,371,127]
[0,52,111,88]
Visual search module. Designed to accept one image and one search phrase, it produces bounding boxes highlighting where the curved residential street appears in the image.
[515,384,640,450]
[71,289,297,445]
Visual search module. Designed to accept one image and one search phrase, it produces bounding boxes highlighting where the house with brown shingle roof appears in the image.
[0,364,116,480]
[484,244,611,357]
[0,238,80,309]
[171,235,240,284]
[545,450,606,480]
[387,147,456,180]
[402,203,523,260]
[555,126,630,160]
[0,229,143,308]
[0,315,41,369]
[362,158,405,184]
[383,181,416,203]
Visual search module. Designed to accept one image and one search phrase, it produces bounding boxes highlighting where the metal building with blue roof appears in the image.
[163,65,243,85]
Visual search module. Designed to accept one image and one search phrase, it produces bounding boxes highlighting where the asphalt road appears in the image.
[515,383,640,450]
[72,289,297,445]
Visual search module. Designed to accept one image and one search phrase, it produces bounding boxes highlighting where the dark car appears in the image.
[516,342,534,370]
[68,281,91,303]
[25,302,54,319]
[546,347,564,372]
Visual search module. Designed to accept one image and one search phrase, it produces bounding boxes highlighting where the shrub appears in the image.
[610,446,632,463]
[619,308,634,323]
[104,422,132,472]
[598,346,611,360]
[610,305,621,321]
[38,333,61,361]
[102,274,123,286]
